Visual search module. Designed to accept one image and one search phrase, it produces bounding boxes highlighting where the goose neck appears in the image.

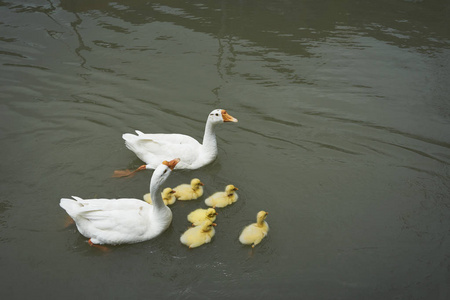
[149,180,165,210]
[202,121,218,151]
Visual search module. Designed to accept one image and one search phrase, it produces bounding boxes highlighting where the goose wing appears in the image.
[123,132,201,167]
[61,197,151,237]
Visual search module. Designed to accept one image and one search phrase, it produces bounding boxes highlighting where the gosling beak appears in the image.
[162,158,180,170]
[221,110,238,122]
[234,187,239,191]
[212,223,217,227]
[170,190,176,194]
[200,182,204,186]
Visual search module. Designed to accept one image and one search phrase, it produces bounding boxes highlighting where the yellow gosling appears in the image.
[239,211,269,248]
[187,208,218,226]
[204,184,238,208]
[173,178,204,200]
[180,220,216,248]
[143,187,176,206]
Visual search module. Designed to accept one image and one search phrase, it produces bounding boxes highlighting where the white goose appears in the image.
[60,158,179,245]
[121,109,238,170]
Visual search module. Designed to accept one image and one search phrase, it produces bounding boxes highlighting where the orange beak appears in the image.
[162,158,180,170]
[221,110,238,122]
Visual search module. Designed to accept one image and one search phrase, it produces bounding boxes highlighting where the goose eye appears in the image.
[215,113,219,116]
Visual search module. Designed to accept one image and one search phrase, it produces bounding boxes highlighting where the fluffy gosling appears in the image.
[180,220,216,248]
[204,184,238,208]
[239,211,269,248]
[187,207,218,226]
[173,178,204,200]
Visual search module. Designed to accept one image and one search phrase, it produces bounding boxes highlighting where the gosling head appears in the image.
[225,184,238,196]
[256,211,268,224]
[201,220,216,232]
[162,187,175,198]
[206,208,218,219]
[191,178,204,190]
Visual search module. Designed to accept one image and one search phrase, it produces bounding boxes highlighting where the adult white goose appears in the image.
[121,109,237,171]
[60,158,179,245]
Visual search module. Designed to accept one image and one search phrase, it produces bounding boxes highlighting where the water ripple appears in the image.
[301,109,450,150]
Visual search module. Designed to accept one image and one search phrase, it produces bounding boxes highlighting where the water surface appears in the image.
[1,0,449,299]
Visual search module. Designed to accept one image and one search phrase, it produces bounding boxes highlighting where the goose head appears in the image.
[208,109,238,124]
[191,178,204,190]
[225,184,238,196]
[148,158,180,188]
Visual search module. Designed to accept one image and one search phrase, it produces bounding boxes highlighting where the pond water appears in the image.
[1,0,449,299]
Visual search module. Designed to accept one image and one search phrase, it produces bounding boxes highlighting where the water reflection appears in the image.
[4,0,449,57]
[54,0,450,96]
[5,0,447,92]
[56,0,450,54]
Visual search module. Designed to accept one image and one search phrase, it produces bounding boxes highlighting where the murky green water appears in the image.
[1,0,449,299]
